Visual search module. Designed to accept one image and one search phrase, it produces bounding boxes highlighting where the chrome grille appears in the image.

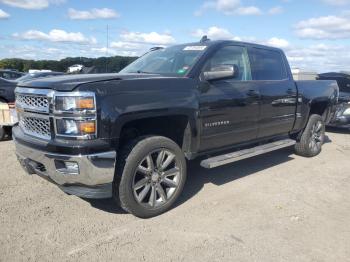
[16,94,49,113]
[19,116,51,140]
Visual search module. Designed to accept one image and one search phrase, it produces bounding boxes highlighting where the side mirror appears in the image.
[202,64,238,81]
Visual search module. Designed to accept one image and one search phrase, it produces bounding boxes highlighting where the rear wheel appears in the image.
[295,114,325,157]
[0,126,5,141]
[114,136,187,218]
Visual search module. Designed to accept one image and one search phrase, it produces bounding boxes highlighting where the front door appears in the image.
[198,45,260,152]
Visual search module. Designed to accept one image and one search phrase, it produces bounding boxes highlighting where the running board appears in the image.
[200,139,296,169]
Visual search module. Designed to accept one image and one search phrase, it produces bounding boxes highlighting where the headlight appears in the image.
[56,119,96,137]
[55,95,95,112]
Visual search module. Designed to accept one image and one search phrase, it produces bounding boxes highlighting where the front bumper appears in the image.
[15,140,116,198]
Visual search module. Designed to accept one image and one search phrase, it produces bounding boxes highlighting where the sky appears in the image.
[0,0,350,72]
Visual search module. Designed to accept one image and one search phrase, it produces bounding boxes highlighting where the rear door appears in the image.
[248,47,297,138]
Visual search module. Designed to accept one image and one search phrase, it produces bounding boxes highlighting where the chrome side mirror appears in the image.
[202,64,238,81]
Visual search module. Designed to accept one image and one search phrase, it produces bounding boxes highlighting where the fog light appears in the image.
[56,160,79,175]
[64,161,79,173]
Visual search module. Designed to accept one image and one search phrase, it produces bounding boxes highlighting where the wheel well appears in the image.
[309,101,329,119]
[0,97,8,103]
[119,115,189,149]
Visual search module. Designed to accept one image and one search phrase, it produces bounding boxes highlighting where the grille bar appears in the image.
[16,94,49,113]
[15,88,52,140]
[19,115,51,140]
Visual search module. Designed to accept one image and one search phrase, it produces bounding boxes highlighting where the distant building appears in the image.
[292,68,318,80]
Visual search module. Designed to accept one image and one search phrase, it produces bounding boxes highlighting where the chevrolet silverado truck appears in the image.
[13,39,339,218]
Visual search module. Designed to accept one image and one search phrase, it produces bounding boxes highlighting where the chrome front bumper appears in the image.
[15,141,116,198]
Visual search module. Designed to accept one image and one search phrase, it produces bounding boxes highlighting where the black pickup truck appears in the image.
[13,40,339,218]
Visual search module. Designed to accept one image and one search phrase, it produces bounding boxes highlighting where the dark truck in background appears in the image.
[13,40,338,218]
[0,71,65,140]
[318,72,350,128]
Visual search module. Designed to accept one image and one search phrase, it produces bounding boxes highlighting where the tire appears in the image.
[114,136,187,218]
[0,126,5,141]
[4,126,12,139]
[295,114,325,157]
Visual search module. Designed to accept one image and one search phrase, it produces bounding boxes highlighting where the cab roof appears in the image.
[174,39,283,52]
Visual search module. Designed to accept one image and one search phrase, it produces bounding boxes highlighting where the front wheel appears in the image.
[295,114,325,157]
[114,136,187,218]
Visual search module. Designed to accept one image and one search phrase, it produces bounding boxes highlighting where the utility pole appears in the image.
[106,24,109,73]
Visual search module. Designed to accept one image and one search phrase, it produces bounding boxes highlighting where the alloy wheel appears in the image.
[132,149,181,208]
[309,120,324,152]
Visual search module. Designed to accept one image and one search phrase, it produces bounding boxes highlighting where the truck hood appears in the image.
[17,73,169,91]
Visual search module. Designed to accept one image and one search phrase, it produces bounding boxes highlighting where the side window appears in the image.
[204,46,252,81]
[249,48,288,80]
[2,72,11,79]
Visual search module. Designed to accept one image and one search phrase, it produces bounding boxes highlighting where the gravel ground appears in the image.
[0,129,350,262]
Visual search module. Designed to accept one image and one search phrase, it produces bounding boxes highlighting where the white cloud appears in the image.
[0,0,65,10]
[322,0,350,5]
[192,26,234,40]
[68,8,119,20]
[191,26,290,50]
[268,6,284,15]
[295,15,350,39]
[120,31,175,45]
[195,0,262,16]
[286,44,350,72]
[266,37,290,48]
[0,9,10,18]
[235,6,262,15]
[13,29,96,44]
[110,41,142,50]
[91,47,138,57]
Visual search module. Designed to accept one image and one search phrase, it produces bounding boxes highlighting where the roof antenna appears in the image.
[200,35,210,43]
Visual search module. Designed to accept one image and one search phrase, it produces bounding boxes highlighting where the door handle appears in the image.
[287,88,296,95]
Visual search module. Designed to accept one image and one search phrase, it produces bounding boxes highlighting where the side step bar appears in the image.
[200,139,296,169]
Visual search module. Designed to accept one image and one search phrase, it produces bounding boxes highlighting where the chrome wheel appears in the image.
[132,149,181,208]
[309,120,324,152]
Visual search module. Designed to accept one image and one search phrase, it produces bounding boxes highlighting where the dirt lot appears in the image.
[1,129,349,262]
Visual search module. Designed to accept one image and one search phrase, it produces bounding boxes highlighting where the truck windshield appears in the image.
[120,45,206,76]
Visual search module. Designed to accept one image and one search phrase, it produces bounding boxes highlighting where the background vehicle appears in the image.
[0,70,25,80]
[0,72,64,141]
[0,78,17,140]
[16,71,64,82]
[67,64,84,73]
[317,72,350,129]
[13,39,339,218]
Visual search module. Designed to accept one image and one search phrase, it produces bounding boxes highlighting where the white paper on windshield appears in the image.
[183,46,207,51]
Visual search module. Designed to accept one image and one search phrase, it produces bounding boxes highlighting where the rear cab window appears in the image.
[248,48,288,81]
